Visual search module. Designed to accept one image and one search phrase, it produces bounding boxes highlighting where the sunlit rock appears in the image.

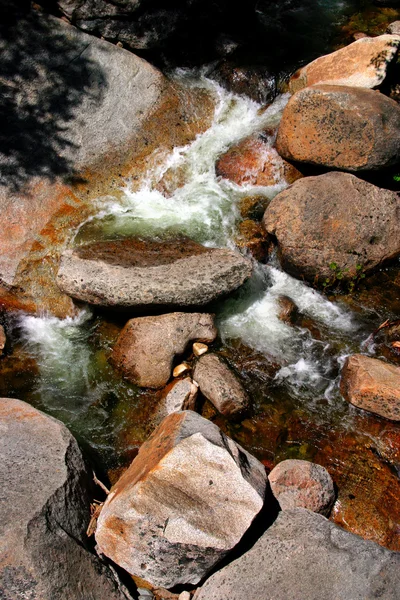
[172,363,192,378]
[269,459,335,515]
[95,411,267,588]
[0,398,130,600]
[263,172,400,285]
[153,378,198,426]
[193,353,249,417]
[194,509,400,600]
[57,238,252,308]
[340,354,400,421]
[276,85,400,171]
[193,342,208,357]
[289,35,400,92]
[111,312,217,389]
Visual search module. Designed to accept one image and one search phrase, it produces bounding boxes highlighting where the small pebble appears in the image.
[193,342,208,357]
[173,362,191,378]
[138,588,154,599]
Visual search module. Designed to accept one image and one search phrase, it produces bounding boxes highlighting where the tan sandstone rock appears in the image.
[268,459,335,516]
[193,353,249,417]
[111,313,217,388]
[340,354,400,421]
[276,85,400,171]
[289,35,400,93]
[95,411,267,588]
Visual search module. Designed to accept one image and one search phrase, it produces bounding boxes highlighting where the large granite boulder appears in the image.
[57,238,252,308]
[263,172,400,285]
[95,411,268,588]
[340,354,400,421]
[276,85,400,171]
[111,312,217,388]
[0,397,132,600]
[194,508,400,600]
[193,353,249,417]
[268,459,335,515]
[0,10,213,316]
[289,35,400,92]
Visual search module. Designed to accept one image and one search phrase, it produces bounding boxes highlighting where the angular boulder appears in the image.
[57,238,252,308]
[194,508,400,600]
[0,398,131,600]
[193,353,249,417]
[95,411,267,588]
[388,22,400,34]
[263,172,400,284]
[111,312,217,388]
[289,35,400,92]
[340,354,400,421]
[276,85,400,171]
[268,459,335,515]
[216,135,302,187]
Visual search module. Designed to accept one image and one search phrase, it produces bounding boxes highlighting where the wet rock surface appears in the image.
[111,313,217,389]
[194,508,400,600]
[276,85,400,171]
[268,459,335,515]
[0,397,131,600]
[340,354,400,420]
[289,34,400,92]
[216,135,302,187]
[95,411,267,588]
[193,353,249,418]
[263,172,400,285]
[57,238,252,308]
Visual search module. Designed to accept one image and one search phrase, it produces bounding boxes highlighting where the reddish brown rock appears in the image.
[340,354,400,421]
[276,85,400,171]
[111,313,217,389]
[276,295,299,324]
[216,135,302,187]
[289,35,400,93]
[234,219,272,262]
[95,411,267,588]
[263,172,400,285]
[193,353,249,417]
[268,459,335,516]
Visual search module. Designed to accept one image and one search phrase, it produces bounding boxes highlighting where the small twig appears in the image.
[93,471,110,495]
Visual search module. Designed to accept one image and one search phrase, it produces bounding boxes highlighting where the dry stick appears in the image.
[364,318,400,347]
[93,471,110,495]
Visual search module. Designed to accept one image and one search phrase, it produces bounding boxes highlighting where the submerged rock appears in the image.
[289,34,400,92]
[216,135,302,187]
[194,508,400,600]
[57,238,252,308]
[276,295,298,324]
[0,398,131,600]
[340,354,400,421]
[111,312,217,389]
[193,353,249,418]
[276,85,400,171]
[263,172,400,285]
[268,459,335,515]
[95,411,267,588]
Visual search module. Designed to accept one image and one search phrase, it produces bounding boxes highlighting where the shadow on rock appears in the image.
[0,2,107,192]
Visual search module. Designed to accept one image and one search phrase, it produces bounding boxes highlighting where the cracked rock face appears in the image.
[95,411,267,588]
[0,398,130,600]
[57,238,252,309]
[276,85,400,171]
[263,172,400,285]
[194,508,400,600]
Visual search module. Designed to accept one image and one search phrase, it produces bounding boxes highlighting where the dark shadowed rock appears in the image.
[193,353,249,417]
[57,238,252,308]
[111,313,217,389]
[263,172,400,285]
[194,508,400,600]
[340,354,400,421]
[269,459,335,515]
[289,35,400,92]
[0,397,132,600]
[95,411,267,588]
[276,85,400,171]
